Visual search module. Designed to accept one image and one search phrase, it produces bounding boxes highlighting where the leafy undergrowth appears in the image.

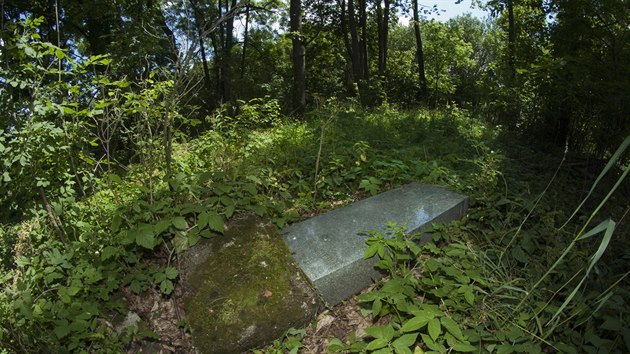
[1,101,628,353]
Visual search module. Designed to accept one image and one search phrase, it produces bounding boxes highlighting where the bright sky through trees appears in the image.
[425,0,487,20]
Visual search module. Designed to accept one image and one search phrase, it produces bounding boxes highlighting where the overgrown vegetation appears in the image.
[1,1,629,353]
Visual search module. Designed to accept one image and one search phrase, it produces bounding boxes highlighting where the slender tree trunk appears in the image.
[383,0,389,71]
[210,31,221,101]
[240,3,250,79]
[198,27,212,91]
[190,0,212,91]
[340,0,351,60]
[339,0,354,93]
[154,3,179,66]
[39,187,68,245]
[290,0,306,116]
[358,0,368,79]
[376,0,390,75]
[220,0,236,101]
[217,0,226,100]
[376,0,384,75]
[507,0,515,78]
[412,0,427,99]
[348,0,362,83]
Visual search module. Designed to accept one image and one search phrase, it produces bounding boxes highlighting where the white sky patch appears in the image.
[400,0,488,25]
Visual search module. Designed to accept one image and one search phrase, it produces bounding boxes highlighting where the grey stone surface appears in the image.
[181,215,319,354]
[282,183,468,305]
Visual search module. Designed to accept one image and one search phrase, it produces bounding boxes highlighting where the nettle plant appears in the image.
[328,223,480,354]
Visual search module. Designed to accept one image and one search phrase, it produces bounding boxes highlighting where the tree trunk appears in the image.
[347,0,362,83]
[220,0,236,101]
[39,187,68,245]
[240,4,250,79]
[383,0,390,70]
[339,0,352,61]
[290,0,306,116]
[358,0,368,79]
[412,0,427,99]
[376,0,384,75]
[376,0,390,76]
[216,0,225,100]
[507,0,515,78]
[190,0,211,91]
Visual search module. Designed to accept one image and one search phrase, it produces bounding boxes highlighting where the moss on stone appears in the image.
[181,215,319,354]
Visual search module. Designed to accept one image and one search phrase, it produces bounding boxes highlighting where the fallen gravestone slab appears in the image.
[282,183,468,306]
[181,215,319,354]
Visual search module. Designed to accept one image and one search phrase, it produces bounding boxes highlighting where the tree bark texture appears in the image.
[240,4,250,78]
[358,0,368,79]
[190,0,212,92]
[507,0,515,78]
[290,0,306,116]
[347,0,362,83]
[412,0,427,98]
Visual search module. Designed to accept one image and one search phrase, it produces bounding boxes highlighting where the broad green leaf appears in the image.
[154,219,171,234]
[365,338,389,351]
[172,217,188,230]
[393,333,418,348]
[165,267,178,280]
[225,205,235,218]
[327,338,345,351]
[428,318,441,341]
[198,212,210,229]
[421,333,446,352]
[16,256,30,267]
[441,317,464,340]
[153,272,166,283]
[135,225,155,249]
[451,341,477,352]
[401,314,432,332]
[425,259,439,272]
[160,280,174,295]
[372,298,382,316]
[365,325,395,341]
[372,348,392,354]
[54,320,70,339]
[220,196,234,206]
[511,245,529,263]
[365,243,379,259]
[600,316,622,332]
[206,212,224,233]
[129,279,143,294]
[108,173,122,184]
[198,172,213,183]
[173,231,189,252]
[463,287,474,306]
[111,215,122,233]
[213,183,232,195]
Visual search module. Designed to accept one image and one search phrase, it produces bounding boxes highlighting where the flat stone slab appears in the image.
[181,215,319,354]
[282,183,468,305]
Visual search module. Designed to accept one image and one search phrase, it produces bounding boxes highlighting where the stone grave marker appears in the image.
[181,184,467,352]
[282,183,468,305]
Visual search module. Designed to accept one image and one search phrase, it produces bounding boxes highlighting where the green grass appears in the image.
[1,102,628,353]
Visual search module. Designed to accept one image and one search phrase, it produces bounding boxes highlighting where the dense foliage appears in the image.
[0,0,628,353]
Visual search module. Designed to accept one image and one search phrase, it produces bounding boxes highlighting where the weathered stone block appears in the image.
[181,215,319,354]
[282,184,468,306]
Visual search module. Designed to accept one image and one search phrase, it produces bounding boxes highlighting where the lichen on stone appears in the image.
[181,215,319,354]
